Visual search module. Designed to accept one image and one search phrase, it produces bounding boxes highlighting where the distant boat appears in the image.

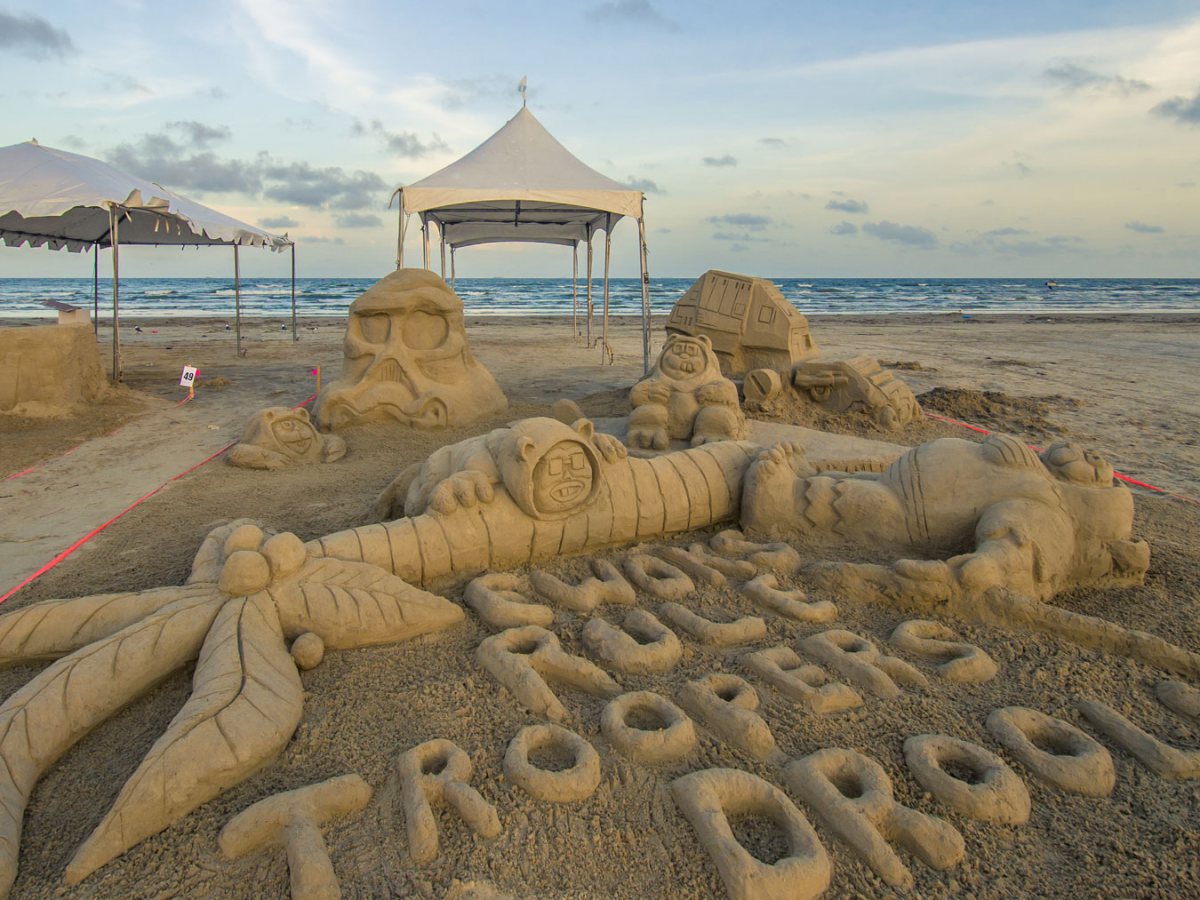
[1045,280,1058,289]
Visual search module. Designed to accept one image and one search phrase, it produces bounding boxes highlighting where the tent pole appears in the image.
[422,216,431,270]
[92,244,99,337]
[637,215,651,375]
[601,214,612,363]
[439,230,447,279]
[451,247,457,289]
[109,207,122,383]
[572,242,578,339]
[586,224,593,347]
[234,244,243,358]
[395,188,405,269]
[290,243,298,343]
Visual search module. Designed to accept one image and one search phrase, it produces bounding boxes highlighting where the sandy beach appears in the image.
[1,311,1198,897]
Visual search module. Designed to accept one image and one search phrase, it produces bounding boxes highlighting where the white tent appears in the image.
[394,107,652,371]
[0,140,295,382]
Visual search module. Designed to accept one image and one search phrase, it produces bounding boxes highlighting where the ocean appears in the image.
[0,277,1197,319]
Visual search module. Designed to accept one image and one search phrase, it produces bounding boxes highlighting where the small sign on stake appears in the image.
[179,366,199,388]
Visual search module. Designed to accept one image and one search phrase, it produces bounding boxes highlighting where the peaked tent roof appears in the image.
[399,107,643,249]
[0,141,290,253]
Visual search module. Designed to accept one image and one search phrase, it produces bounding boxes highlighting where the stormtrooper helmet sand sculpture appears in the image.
[314,269,507,430]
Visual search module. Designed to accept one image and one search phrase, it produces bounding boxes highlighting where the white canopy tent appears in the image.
[393,107,652,372]
[0,140,295,382]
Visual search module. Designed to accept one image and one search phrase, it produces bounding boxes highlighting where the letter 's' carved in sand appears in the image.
[985,707,1115,797]
[623,554,696,600]
[504,724,600,802]
[396,739,500,864]
[743,436,1150,604]
[464,573,554,630]
[903,734,1031,824]
[652,545,728,587]
[742,646,862,714]
[785,748,965,891]
[314,269,506,430]
[602,691,697,764]
[672,768,831,900]
[889,620,997,683]
[529,559,635,611]
[1078,699,1200,779]
[228,407,346,470]
[678,674,783,763]
[218,774,372,900]
[745,574,837,623]
[476,626,621,722]
[582,609,682,674]
[660,603,767,647]
[628,333,747,450]
[709,529,802,576]
[799,630,927,699]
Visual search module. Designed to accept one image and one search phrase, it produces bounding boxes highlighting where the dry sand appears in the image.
[0,311,1197,897]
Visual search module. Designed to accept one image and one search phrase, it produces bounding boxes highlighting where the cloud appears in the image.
[712,232,770,243]
[759,137,786,147]
[335,213,384,228]
[707,213,771,231]
[1152,90,1200,126]
[703,155,738,167]
[1179,182,1196,189]
[1125,221,1165,234]
[585,1,680,32]
[351,119,450,158]
[301,236,345,245]
[1043,62,1151,95]
[60,134,87,150]
[983,227,1030,237]
[167,121,231,149]
[0,12,75,59]
[830,222,858,236]
[954,232,1083,257]
[825,198,869,214]
[621,176,664,194]
[260,159,388,210]
[108,133,262,194]
[259,215,300,229]
[862,221,938,248]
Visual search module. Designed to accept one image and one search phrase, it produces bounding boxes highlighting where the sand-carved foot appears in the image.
[742,442,814,537]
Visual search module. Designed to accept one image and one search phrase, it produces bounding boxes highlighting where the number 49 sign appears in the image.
[179,366,199,387]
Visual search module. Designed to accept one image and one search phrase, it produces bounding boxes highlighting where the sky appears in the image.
[1,0,1198,279]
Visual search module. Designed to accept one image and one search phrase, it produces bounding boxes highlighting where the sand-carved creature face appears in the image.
[533,440,594,514]
[497,418,604,520]
[245,408,323,462]
[270,412,318,458]
[657,334,721,385]
[1041,442,1115,487]
[314,269,507,430]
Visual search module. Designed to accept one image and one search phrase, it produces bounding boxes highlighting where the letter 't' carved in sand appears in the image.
[799,630,928,699]
[660,602,767,647]
[671,768,831,900]
[582,609,682,674]
[476,626,621,722]
[985,707,1115,797]
[218,774,372,900]
[623,554,695,601]
[504,724,600,803]
[785,748,965,891]
[396,739,500,865]
[464,573,554,630]
[889,620,998,683]
[529,559,635,611]
[709,529,801,576]
[678,674,784,763]
[903,734,1031,824]
[1077,699,1200,779]
[742,646,862,714]
[744,574,836,623]
[602,691,697,764]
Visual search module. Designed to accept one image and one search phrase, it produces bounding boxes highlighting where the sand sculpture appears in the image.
[984,707,1116,796]
[314,268,507,431]
[741,647,862,714]
[661,603,767,647]
[602,691,697,764]
[775,356,923,430]
[890,619,998,682]
[218,774,372,900]
[665,269,819,375]
[1077,699,1200,779]
[396,740,501,864]
[799,630,928,699]
[744,574,837,622]
[677,674,783,763]
[228,407,347,469]
[708,529,801,576]
[464,573,554,629]
[0,321,109,416]
[529,559,636,611]
[503,724,600,802]
[903,734,1031,824]
[0,521,463,895]
[582,609,682,674]
[743,435,1150,604]
[628,333,747,451]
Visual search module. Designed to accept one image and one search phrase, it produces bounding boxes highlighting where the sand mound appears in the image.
[917,388,1085,438]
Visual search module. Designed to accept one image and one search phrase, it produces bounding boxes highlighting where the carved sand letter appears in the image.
[653,545,728,587]
[889,620,997,683]
[742,646,862,714]
[529,559,635,611]
[1156,680,1200,721]
[396,739,500,864]
[660,603,767,647]
[671,768,831,900]
[623,554,695,601]
[799,630,928,699]
[709,529,801,576]
[464,573,554,629]
[582,609,682,674]
[985,707,1115,797]
[744,574,836,623]
[903,734,1031,824]
[685,541,759,579]
[1077,700,1200,779]
[602,691,697,764]
[476,626,621,722]
[218,774,372,900]
[678,674,783,763]
[785,748,965,891]
[503,724,601,802]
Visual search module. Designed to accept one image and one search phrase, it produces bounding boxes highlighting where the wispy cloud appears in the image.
[0,12,75,59]
[826,198,868,214]
[259,215,300,229]
[830,221,858,236]
[759,137,787,147]
[1043,62,1151,95]
[1125,221,1165,234]
[335,213,384,228]
[1152,90,1200,125]
[708,213,771,231]
[585,1,680,32]
[703,154,737,167]
[863,221,937,248]
[351,119,450,158]
[621,177,664,194]
[167,121,231,150]
[712,232,770,243]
